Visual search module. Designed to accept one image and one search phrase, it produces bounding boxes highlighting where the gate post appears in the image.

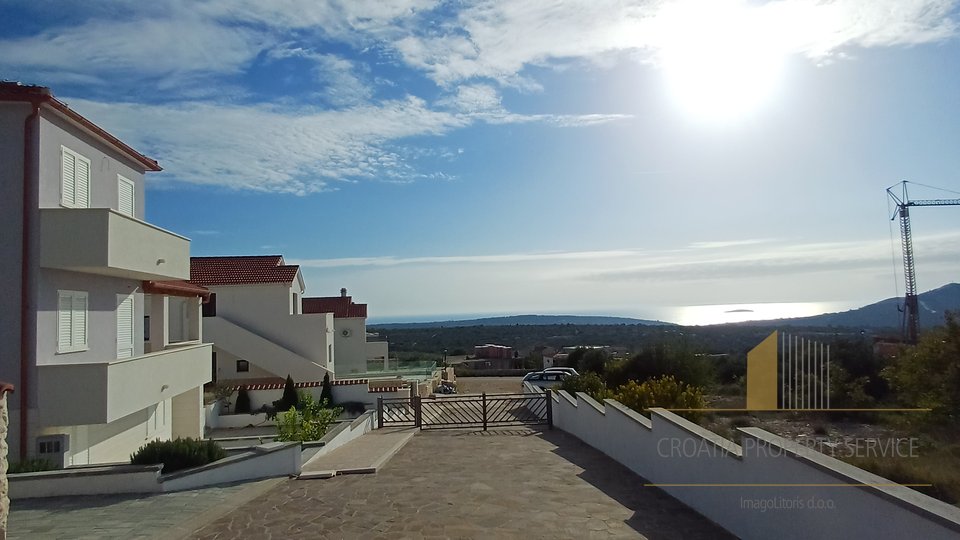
[377,396,383,429]
[546,389,553,429]
[414,395,422,429]
[482,392,487,431]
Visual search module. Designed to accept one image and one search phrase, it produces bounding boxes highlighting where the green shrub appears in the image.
[613,375,707,422]
[276,392,343,442]
[557,372,612,402]
[272,374,299,413]
[130,437,226,473]
[234,387,251,414]
[9,458,56,474]
[339,401,367,415]
[320,372,334,406]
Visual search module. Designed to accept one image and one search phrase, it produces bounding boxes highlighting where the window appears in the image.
[117,294,135,359]
[61,146,91,208]
[57,290,88,353]
[236,360,250,373]
[117,175,135,217]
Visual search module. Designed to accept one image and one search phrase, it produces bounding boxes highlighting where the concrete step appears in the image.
[299,427,417,479]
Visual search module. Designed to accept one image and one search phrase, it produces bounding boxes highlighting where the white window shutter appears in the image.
[61,150,76,207]
[117,294,134,359]
[72,294,87,349]
[118,176,135,217]
[75,157,90,208]
[58,293,72,350]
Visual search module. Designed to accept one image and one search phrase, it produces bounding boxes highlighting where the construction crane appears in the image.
[886,181,960,344]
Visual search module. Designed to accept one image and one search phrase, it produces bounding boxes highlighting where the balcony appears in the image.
[38,342,212,426]
[39,208,190,281]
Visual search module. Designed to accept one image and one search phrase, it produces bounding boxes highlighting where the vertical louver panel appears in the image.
[57,293,73,351]
[117,294,134,359]
[75,157,90,208]
[61,147,91,208]
[118,176,135,217]
[61,150,76,207]
[57,290,88,352]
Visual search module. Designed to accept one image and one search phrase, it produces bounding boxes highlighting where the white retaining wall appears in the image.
[10,465,163,498]
[160,441,300,492]
[524,383,960,540]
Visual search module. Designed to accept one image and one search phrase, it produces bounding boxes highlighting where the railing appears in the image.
[377,392,551,430]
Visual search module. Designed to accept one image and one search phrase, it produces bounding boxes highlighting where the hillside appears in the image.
[372,314,673,329]
[750,283,960,329]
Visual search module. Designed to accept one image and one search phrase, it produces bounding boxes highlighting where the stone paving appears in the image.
[9,477,283,540]
[190,428,733,539]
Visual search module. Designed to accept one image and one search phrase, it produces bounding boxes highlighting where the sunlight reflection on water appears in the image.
[670,302,854,326]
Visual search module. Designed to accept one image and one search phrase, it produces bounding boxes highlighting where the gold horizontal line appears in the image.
[662,408,932,412]
[645,483,932,487]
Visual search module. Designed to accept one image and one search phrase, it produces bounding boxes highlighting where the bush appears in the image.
[320,372,334,406]
[234,387,251,414]
[339,401,367,415]
[272,374,299,414]
[613,375,707,422]
[130,437,226,473]
[557,372,611,402]
[276,392,343,443]
[605,344,714,389]
[9,458,56,474]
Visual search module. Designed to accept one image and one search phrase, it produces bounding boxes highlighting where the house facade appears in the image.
[190,256,336,384]
[0,83,212,466]
[302,288,390,377]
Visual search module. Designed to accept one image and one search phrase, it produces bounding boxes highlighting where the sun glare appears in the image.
[657,0,786,123]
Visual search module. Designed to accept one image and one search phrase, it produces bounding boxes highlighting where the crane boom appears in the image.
[886,181,960,344]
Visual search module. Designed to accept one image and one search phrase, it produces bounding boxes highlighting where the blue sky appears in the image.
[3,0,959,324]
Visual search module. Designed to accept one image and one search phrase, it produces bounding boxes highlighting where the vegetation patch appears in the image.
[131,438,226,474]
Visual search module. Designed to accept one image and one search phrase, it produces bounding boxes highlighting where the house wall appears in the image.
[35,269,144,366]
[215,347,280,381]
[205,283,335,372]
[171,386,204,439]
[366,341,389,370]
[38,399,171,466]
[333,318,367,376]
[0,104,31,409]
[37,111,146,218]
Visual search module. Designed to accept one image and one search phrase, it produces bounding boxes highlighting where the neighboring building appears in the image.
[190,256,336,384]
[1,83,213,466]
[302,288,390,377]
[474,344,514,360]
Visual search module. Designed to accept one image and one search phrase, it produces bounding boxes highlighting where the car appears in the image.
[543,367,579,377]
[521,370,567,389]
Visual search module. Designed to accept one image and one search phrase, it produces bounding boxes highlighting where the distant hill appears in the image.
[748,283,960,330]
[371,314,674,329]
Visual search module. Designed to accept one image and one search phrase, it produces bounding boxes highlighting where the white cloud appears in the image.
[393,0,958,86]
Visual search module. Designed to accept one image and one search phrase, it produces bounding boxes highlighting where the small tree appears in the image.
[276,392,343,442]
[320,372,334,406]
[273,375,298,413]
[557,372,611,402]
[235,387,251,414]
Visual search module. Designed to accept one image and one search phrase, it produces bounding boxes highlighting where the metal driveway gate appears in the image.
[377,392,552,430]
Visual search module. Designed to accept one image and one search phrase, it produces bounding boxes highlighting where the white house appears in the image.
[0,83,213,466]
[302,288,390,377]
[190,256,337,384]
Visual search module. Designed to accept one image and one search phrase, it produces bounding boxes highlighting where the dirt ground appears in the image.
[454,376,525,395]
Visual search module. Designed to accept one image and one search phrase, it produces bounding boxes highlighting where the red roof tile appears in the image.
[189,256,300,286]
[230,378,377,391]
[143,280,211,299]
[302,296,368,318]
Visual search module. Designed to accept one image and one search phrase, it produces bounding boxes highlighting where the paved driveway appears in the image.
[190,428,731,539]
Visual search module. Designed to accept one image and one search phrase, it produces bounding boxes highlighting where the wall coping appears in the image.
[159,441,299,482]
[650,408,743,459]
[602,399,652,430]
[575,392,606,415]
[9,463,162,481]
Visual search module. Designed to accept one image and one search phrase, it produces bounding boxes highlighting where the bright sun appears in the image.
[657,1,786,123]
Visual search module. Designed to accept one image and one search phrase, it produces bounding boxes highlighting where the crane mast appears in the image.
[887,181,960,344]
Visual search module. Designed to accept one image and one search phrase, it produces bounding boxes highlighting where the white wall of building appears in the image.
[333,318,367,376]
[205,283,335,376]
